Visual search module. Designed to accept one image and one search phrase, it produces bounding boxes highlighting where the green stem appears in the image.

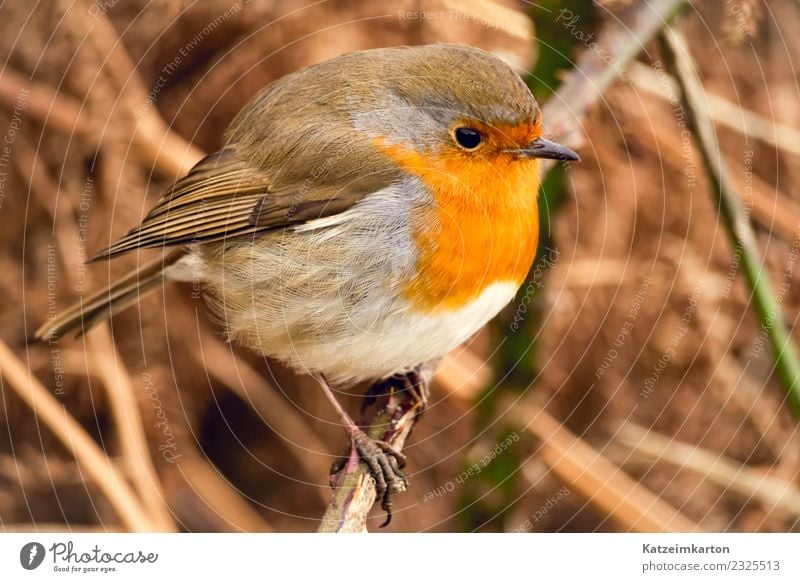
[659,27,800,420]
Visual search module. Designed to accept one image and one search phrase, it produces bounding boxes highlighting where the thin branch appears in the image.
[0,339,153,531]
[516,402,701,532]
[629,62,800,159]
[66,0,204,176]
[15,134,174,531]
[612,86,800,243]
[0,65,202,179]
[540,0,688,171]
[0,68,100,146]
[617,422,800,517]
[86,327,176,531]
[176,456,273,532]
[659,26,800,419]
[27,335,276,531]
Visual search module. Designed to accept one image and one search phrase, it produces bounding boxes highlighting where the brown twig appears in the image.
[15,133,175,531]
[622,84,800,243]
[629,62,800,159]
[540,0,688,172]
[0,68,101,146]
[516,402,701,532]
[65,0,204,176]
[617,422,800,518]
[0,64,202,179]
[174,456,273,532]
[317,365,436,533]
[0,339,153,531]
[86,328,176,531]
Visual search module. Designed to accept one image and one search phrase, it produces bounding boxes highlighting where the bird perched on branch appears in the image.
[36,43,578,525]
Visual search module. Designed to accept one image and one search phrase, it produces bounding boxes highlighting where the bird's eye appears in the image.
[454,127,482,150]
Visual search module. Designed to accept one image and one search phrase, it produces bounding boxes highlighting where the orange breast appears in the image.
[377,138,541,312]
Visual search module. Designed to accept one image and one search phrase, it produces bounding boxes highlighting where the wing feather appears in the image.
[90,147,376,261]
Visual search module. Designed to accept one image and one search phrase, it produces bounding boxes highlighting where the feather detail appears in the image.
[90,148,381,261]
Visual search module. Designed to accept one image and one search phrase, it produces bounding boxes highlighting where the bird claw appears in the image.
[329,428,408,527]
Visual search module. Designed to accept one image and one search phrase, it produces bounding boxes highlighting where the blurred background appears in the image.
[2,0,800,533]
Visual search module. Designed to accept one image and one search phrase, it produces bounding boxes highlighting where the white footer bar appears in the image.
[1,533,796,580]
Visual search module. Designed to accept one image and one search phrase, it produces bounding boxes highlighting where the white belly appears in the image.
[279,281,519,383]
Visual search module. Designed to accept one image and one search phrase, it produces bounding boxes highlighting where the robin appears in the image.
[36,43,578,524]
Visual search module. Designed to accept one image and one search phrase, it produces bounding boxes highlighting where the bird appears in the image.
[36,43,578,524]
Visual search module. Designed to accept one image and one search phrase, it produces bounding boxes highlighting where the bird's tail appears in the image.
[35,249,186,341]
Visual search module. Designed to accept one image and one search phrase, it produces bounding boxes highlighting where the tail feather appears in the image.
[35,249,185,341]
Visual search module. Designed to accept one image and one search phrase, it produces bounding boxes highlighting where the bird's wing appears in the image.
[91,147,374,261]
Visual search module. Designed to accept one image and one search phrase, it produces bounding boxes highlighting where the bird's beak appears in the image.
[513,137,580,162]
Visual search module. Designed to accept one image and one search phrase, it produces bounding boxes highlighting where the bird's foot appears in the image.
[330,427,408,527]
[317,367,435,527]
